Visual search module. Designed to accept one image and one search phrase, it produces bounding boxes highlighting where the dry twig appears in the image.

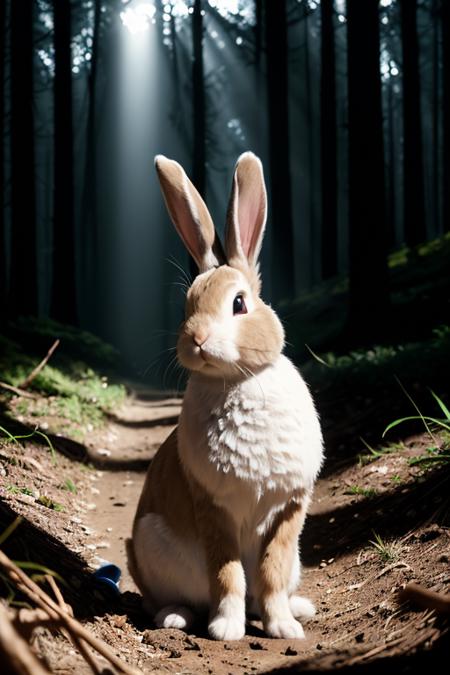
[20,339,60,389]
[0,603,51,675]
[0,549,141,675]
[46,574,103,675]
[0,381,36,399]
[400,582,450,614]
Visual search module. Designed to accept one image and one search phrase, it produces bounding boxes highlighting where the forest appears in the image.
[0,0,449,673]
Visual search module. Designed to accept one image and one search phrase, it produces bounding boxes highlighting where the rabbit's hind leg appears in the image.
[133,513,209,616]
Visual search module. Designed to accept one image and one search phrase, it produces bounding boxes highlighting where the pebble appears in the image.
[97,448,111,457]
[86,503,97,511]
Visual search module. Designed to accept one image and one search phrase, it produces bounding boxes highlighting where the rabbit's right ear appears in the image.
[155,156,224,273]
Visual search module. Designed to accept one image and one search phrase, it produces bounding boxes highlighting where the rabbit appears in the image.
[126,151,324,641]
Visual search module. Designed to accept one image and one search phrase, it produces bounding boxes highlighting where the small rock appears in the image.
[97,448,111,457]
[284,646,298,656]
[249,641,266,651]
[184,637,200,651]
[111,614,127,628]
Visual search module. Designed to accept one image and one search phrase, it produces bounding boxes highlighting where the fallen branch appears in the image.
[0,381,36,399]
[400,582,450,614]
[0,549,141,675]
[11,607,61,640]
[20,339,60,389]
[346,561,413,592]
[0,603,51,675]
[45,574,103,675]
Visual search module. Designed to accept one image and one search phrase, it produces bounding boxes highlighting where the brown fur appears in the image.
[131,428,246,615]
[256,496,309,626]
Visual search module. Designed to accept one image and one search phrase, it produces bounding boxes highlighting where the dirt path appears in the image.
[78,393,449,674]
[85,395,181,592]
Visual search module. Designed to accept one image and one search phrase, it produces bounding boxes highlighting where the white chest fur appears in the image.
[178,356,323,523]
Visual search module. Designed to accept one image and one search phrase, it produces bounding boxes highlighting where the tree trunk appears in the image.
[346,0,389,338]
[51,0,78,325]
[432,0,440,235]
[387,80,397,249]
[442,0,450,233]
[264,0,295,300]
[190,0,205,277]
[320,0,338,279]
[192,0,206,197]
[254,0,262,64]
[0,0,5,312]
[80,0,101,329]
[400,0,426,246]
[9,0,38,316]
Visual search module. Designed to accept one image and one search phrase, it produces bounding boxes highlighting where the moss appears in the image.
[0,324,126,440]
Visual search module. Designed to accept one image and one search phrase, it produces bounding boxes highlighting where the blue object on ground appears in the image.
[93,562,122,594]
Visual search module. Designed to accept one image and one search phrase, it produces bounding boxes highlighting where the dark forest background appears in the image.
[0,0,449,383]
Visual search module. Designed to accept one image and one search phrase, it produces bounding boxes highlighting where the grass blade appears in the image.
[430,390,450,421]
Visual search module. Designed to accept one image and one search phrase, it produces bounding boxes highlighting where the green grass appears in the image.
[6,485,34,496]
[357,439,404,466]
[60,478,77,494]
[0,326,126,435]
[284,233,450,364]
[383,388,450,470]
[383,388,450,439]
[369,532,402,563]
[36,496,65,512]
[345,485,378,498]
[0,425,57,464]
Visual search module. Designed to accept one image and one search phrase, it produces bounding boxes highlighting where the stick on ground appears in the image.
[20,339,60,389]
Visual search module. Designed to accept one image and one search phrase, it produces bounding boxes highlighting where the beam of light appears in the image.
[120,2,156,34]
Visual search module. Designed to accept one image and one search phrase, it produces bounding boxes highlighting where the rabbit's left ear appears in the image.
[225,152,267,269]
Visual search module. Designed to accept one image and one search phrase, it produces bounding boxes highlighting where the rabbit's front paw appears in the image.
[265,617,305,639]
[209,615,245,641]
[154,605,194,630]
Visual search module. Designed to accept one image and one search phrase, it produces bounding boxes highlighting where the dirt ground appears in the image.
[1,389,449,674]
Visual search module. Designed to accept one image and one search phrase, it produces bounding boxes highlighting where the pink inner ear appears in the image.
[237,181,264,259]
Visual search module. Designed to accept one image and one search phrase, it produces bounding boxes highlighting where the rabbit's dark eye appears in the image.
[233,294,247,315]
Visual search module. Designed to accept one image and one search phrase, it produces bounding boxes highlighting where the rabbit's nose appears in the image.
[193,331,209,347]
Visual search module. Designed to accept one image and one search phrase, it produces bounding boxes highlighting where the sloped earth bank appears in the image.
[1,391,449,674]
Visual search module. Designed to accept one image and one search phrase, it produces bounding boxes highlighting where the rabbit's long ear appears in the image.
[155,155,224,273]
[225,152,267,269]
